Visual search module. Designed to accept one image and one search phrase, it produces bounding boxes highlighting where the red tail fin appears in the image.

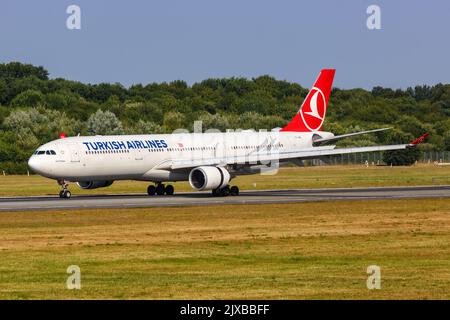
[281,69,335,132]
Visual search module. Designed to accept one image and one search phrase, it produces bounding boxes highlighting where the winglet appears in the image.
[410,133,429,145]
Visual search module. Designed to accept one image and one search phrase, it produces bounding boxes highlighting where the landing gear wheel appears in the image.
[147,185,156,196]
[59,190,71,199]
[156,184,165,195]
[212,186,231,197]
[230,186,239,196]
[165,184,174,195]
[221,186,230,197]
[58,180,71,199]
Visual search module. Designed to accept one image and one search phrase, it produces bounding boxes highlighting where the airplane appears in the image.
[27,69,428,199]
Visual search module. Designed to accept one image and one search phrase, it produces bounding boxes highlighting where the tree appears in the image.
[197,113,230,132]
[0,79,8,104]
[163,111,185,131]
[86,109,124,135]
[128,120,164,134]
[90,83,127,103]
[15,127,40,149]
[443,130,450,151]
[383,148,420,166]
[3,107,83,143]
[412,85,433,101]
[0,62,48,80]
[44,92,74,109]
[3,108,49,135]
[10,89,44,107]
[396,115,429,138]
[236,90,276,115]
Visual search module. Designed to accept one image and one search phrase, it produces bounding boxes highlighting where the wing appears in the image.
[155,133,429,171]
[313,127,391,146]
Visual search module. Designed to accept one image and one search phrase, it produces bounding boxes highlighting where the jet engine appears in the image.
[76,180,114,189]
[189,166,230,191]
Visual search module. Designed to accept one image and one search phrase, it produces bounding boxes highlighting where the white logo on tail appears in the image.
[300,87,326,131]
[304,90,324,120]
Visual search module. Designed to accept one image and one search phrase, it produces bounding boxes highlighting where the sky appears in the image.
[0,0,449,89]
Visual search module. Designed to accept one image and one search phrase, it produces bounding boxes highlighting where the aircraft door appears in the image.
[215,141,226,159]
[55,142,68,162]
[68,143,80,162]
[135,149,143,160]
[289,135,303,149]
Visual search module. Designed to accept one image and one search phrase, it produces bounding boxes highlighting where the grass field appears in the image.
[0,198,449,299]
[1,164,450,197]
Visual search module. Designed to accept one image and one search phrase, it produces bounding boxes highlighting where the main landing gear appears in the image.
[58,180,71,199]
[147,183,175,196]
[212,185,239,197]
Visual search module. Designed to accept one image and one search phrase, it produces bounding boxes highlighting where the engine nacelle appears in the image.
[189,166,230,191]
[76,180,114,189]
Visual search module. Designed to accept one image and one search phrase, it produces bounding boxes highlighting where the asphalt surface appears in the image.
[0,185,450,211]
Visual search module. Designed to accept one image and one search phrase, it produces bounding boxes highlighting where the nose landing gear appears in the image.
[58,180,71,199]
[59,189,71,199]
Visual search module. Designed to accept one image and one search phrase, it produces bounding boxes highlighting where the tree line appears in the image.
[1,62,449,173]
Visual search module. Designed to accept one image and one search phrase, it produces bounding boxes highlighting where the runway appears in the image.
[1,185,450,211]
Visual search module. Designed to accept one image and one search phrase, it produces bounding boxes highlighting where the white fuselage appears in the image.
[27,130,334,183]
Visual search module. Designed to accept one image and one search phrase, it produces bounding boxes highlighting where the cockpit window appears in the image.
[34,150,56,155]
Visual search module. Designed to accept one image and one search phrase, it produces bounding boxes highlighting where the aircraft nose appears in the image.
[28,156,42,174]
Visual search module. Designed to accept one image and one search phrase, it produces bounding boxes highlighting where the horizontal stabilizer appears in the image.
[313,128,391,146]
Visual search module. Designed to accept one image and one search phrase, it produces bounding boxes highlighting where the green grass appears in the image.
[0,199,449,299]
[1,164,450,196]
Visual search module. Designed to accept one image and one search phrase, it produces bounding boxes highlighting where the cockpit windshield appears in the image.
[34,150,56,155]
